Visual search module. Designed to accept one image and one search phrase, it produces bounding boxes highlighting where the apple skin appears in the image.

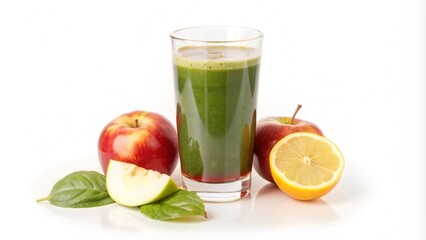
[98,111,178,176]
[253,117,323,183]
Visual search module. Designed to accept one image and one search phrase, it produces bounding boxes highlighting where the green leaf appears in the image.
[36,171,115,208]
[140,189,207,220]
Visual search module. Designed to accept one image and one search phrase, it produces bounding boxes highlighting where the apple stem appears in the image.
[291,104,302,125]
[135,119,139,128]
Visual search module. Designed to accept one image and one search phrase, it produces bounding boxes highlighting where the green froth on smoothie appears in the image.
[174,46,260,70]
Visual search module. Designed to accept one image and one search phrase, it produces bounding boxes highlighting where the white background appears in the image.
[1,0,425,239]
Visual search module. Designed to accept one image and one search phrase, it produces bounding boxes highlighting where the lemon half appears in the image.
[269,132,344,201]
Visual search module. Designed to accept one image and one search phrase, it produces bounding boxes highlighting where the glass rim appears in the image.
[170,26,263,43]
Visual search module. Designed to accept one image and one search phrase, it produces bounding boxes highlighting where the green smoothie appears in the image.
[174,46,260,183]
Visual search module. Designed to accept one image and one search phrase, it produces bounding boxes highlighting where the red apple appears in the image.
[98,111,178,175]
[253,105,323,183]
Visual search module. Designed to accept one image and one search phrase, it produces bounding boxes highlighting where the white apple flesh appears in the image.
[106,160,179,207]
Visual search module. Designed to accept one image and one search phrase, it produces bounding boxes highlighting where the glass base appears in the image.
[181,174,251,202]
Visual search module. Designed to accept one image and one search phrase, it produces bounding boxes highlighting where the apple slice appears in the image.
[106,160,179,207]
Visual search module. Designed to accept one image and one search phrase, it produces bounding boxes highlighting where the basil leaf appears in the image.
[140,189,207,220]
[36,171,114,208]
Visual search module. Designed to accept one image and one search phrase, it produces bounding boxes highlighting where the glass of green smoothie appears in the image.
[171,26,263,202]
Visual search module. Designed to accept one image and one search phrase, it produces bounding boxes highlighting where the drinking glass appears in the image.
[171,26,263,202]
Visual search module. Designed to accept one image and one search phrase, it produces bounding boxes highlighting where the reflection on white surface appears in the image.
[253,183,339,228]
[32,154,425,239]
[32,157,346,236]
[103,205,156,232]
[206,196,252,220]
